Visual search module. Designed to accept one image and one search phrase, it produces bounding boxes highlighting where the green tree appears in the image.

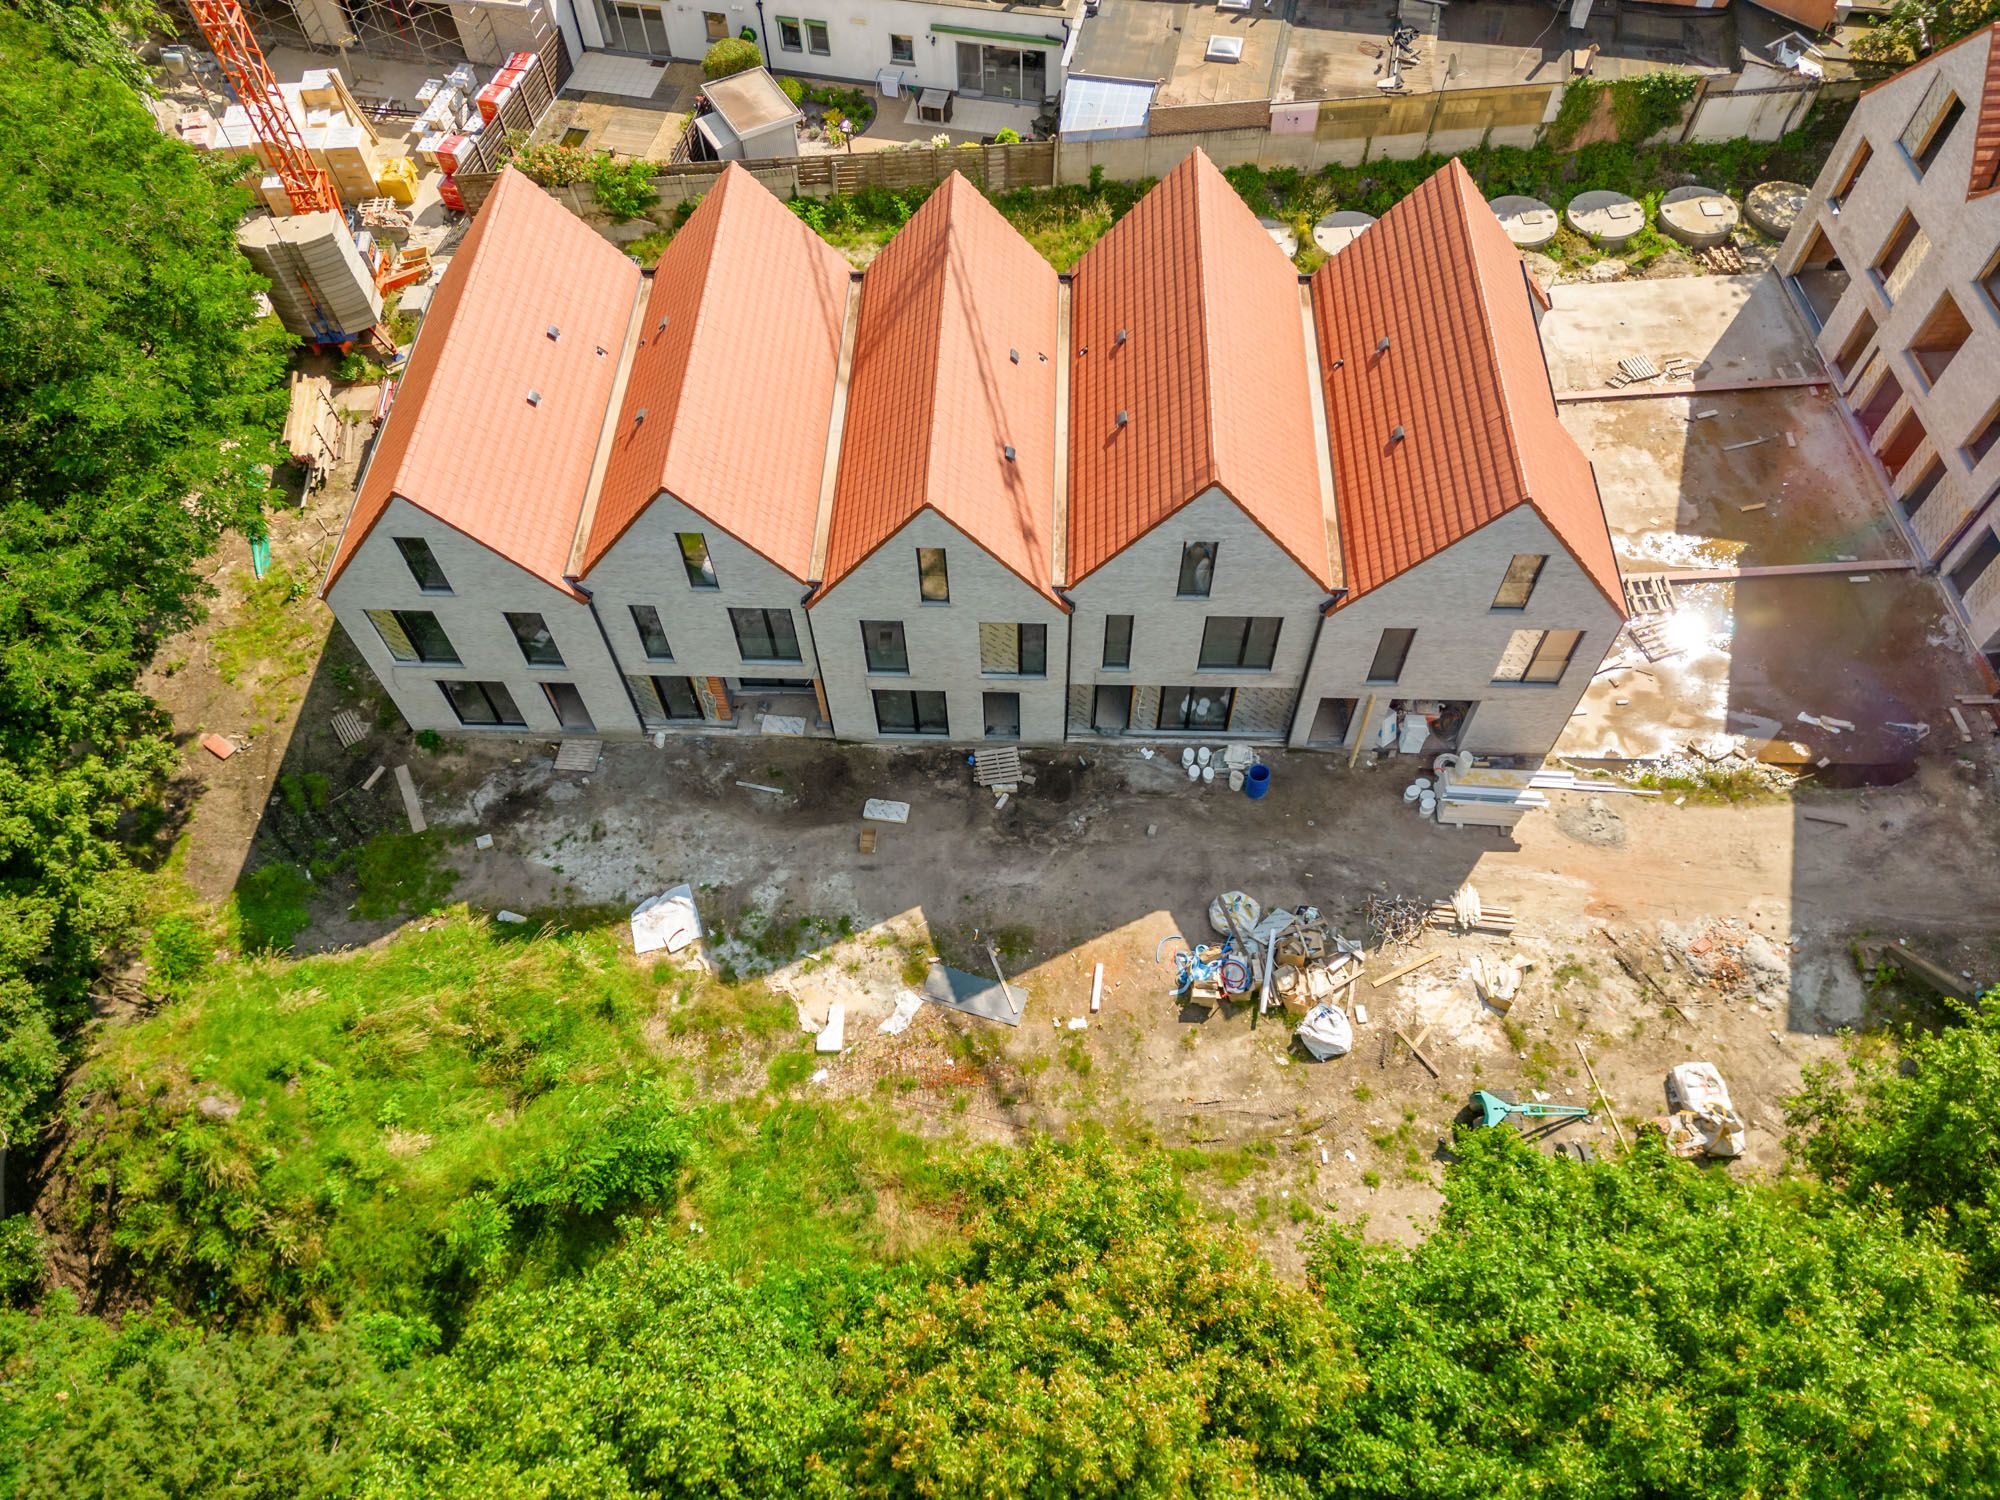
[0,10,287,1144]
[1308,1129,2000,1497]
[703,36,761,79]
[1786,993,2000,1288]
[1854,0,2000,64]
[0,1293,389,1499]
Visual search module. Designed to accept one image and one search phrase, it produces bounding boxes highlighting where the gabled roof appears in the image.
[822,173,1061,603]
[581,164,851,581]
[1066,150,1333,589]
[1970,24,2000,198]
[322,167,641,597]
[1309,159,1624,617]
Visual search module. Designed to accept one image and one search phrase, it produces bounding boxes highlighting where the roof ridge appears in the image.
[655,171,736,477]
[1442,163,1533,506]
[1190,156,1221,495]
[912,178,962,523]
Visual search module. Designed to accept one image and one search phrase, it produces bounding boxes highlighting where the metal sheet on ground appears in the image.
[922,963,1022,1027]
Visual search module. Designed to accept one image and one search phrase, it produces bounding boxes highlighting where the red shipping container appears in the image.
[475,80,515,124]
[438,174,464,213]
[435,133,470,174]
[504,50,538,74]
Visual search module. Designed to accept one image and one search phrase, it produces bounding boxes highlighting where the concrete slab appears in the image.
[1537,273,1823,395]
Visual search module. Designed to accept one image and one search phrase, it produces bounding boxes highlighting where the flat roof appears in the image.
[1059,75,1155,135]
[702,66,802,135]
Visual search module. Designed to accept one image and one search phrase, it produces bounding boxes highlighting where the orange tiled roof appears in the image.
[1746,0,1836,30]
[822,173,1061,603]
[1066,150,1333,590]
[322,167,642,597]
[1970,24,2000,198]
[582,164,854,581]
[1309,159,1624,616]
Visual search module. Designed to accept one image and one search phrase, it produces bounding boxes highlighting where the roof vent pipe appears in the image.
[1331,358,1345,371]
[547,325,560,340]
[1116,410,1129,428]
[1004,445,1017,461]
[634,408,647,424]
[1116,328,1128,345]
[1376,336,1391,354]
[1390,425,1405,444]
[526,390,541,406]
[1010,348,1019,363]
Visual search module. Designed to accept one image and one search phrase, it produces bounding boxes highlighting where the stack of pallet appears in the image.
[281,372,343,488]
[195,68,387,210]
[1432,759,1547,830]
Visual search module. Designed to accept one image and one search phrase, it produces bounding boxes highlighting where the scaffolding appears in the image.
[242,0,467,65]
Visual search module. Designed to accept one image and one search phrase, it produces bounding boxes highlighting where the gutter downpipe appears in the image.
[567,576,649,734]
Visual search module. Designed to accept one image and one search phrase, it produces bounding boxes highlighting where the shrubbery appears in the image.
[702,36,760,79]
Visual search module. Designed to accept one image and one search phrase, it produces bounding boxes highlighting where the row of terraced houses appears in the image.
[321,150,1626,759]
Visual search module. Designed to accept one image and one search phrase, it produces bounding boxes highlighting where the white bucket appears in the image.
[1418,791,1437,815]
[1187,762,1202,781]
[1229,770,1246,791]
[1403,783,1422,802]
[1201,765,1215,784]
[1196,746,1212,766]
[1181,747,1196,767]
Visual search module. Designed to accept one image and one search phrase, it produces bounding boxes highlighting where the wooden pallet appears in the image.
[1622,574,1677,616]
[1625,617,1681,663]
[971,745,1022,788]
[553,738,601,773]
[330,708,369,748]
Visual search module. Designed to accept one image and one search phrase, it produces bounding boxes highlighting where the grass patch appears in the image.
[231,862,314,953]
[1632,763,1786,804]
[212,562,322,720]
[350,831,458,921]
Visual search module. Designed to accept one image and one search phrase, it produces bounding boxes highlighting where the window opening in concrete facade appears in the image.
[1981,249,2000,321]
[1949,528,2000,600]
[506,611,564,667]
[441,680,524,727]
[981,623,1047,675]
[1092,684,1132,731]
[395,537,450,593]
[1968,401,2000,469]
[678,533,718,588]
[1856,366,1904,437]
[704,10,727,40]
[1490,553,1546,610]
[1102,614,1133,669]
[983,691,1021,739]
[1873,213,1930,304]
[1307,696,1356,745]
[917,548,950,602]
[1178,541,1217,597]
[1365,627,1414,684]
[1900,458,1945,525]
[1910,292,1972,387]
[1879,408,1929,482]
[1829,140,1871,212]
[874,689,948,735]
[641,675,703,720]
[1899,76,1964,176]
[1159,686,1233,731]
[1197,616,1281,670]
[1832,304,1878,380]
[862,620,909,673]
[631,605,673,660]
[730,608,802,662]
[1493,627,1583,684]
[369,608,458,665]
[543,682,595,731]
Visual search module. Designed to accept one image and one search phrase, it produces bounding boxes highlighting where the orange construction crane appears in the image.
[188,0,340,215]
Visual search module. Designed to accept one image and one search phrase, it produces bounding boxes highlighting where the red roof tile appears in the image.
[582,164,853,581]
[1066,150,1333,589]
[1969,24,2000,198]
[322,167,642,597]
[1746,0,1836,29]
[823,174,1061,602]
[1309,159,1624,616]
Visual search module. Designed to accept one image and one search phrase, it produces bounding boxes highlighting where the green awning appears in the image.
[930,23,1063,46]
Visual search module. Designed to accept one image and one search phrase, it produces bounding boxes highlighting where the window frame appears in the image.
[1490,553,1547,611]
[438,679,525,727]
[1828,139,1871,211]
[1899,76,1964,176]
[1177,541,1218,598]
[1365,627,1414,685]
[917,547,950,603]
[1493,627,1585,685]
[981,622,1047,677]
[678,532,719,589]
[776,15,802,51]
[394,536,451,594]
[1158,685,1234,733]
[982,690,1021,740]
[728,606,802,663]
[873,688,949,737]
[1102,613,1133,670]
[504,610,564,668]
[646,674,704,721]
[889,32,914,63]
[371,608,460,666]
[860,619,910,675]
[1196,615,1281,671]
[1966,398,2000,470]
[804,17,830,55]
[630,604,673,661]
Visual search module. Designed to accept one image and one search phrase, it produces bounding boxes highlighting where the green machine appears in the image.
[1471,1090,1592,1128]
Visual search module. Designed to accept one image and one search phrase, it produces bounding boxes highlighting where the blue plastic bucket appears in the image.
[1244,764,1271,800]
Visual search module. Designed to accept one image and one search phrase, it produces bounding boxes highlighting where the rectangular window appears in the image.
[861,619,909,674]
[983,691,1021,740]
[1900,76,1964,175]
[1491,554,1547,610]
[917,547,950,602]
[543,682,595,732]
[1158,686,1233,732]
[635,674,703,720]
[804,18,830,55]
[1873,213,1930,303]
[776,15,801,50]
[979,623,1046,675]
[1982,249,2000,321]
[1092,684,1132,732]
[1178,541,1217,597]
[1102,614,1133,670]
[678,532,718,589]
[1909,292,1971,387]
[368,608,459,665]
[889,32,914,63]
[1197,616,1281,670]
[1899,459,1944,524]
[1365,627,1414,684]
[1949,529,2000,599]
[873,689,949,736]
[1966,401,2000,469]
[703,10,727,40]
[1828,139,1871,210]
[630,604,672,661]
[439,680,524,727]
[394,536,450,593]
[1494,627,1584,684]
[729,607,802,662]
[505,611,563,667]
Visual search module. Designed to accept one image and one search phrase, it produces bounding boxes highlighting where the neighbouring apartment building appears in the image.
[1779,21,2000,672]
[321,150,1625,760]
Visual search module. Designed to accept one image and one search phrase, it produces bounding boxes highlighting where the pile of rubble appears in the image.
[1659,917,1790,1008]
[1636,738,1803,793]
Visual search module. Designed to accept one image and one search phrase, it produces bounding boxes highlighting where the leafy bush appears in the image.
[776,73,803,104]
[504,136,596,188]
[702,36,760,79]
[0,1215,45,1303]
[992,126,1021,144]
[146,911,211,992]
[1610,71,1699,145]
[232,861,313,953]
[589,153,661,224]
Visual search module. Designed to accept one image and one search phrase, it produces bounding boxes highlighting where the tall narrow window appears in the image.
[1178,541,1217,597]
[1494,628,1584,684]
[776,15,802,50]
[1828,139,1871,211]
[729,607,801,662]
[1365,628,1414,684]
[1198,616,1281,670]
[367,608,459,665]
[505,611,563,667]
[439,680,524,726]
[1873,213,1930,303]
[394,537,451,593]
[1900,76,1964,175]
[917,548,950,602]
[805,18,830,54]
[678,533,718,589]
[1491,554,1547,610]
[630,604,672,660]
[1103,614,1133,669]
[983,691,1021,740]
[861,619,909,674]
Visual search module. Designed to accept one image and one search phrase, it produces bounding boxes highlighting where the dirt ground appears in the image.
[1537,273,1823,394]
